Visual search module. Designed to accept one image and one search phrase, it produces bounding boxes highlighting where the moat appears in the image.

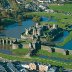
[0,17,72,50]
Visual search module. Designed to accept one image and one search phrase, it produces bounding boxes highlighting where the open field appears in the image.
[49,4,72,13]
[12,48,29,56]
[37,49,72,60]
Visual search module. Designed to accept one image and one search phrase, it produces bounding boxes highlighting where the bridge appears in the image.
[0,37,20,50]
[0,37,17,45]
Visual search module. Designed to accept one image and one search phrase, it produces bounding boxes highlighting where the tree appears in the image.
[17,15,22,20]
[1,11,8,17]
[46,34,53,42]
[0,13,2,23]
[32,16,40,22]
[59,67,63,72]
[17,15,22,25]
[0,13,2,25]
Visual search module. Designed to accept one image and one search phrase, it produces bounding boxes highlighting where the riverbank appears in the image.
[0,18,16,31]
[0,18,16,26]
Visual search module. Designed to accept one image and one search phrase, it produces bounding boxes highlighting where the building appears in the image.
[37,0,68,3]
[38,0,51,3]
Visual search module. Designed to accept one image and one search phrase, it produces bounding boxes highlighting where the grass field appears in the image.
[12,48,29,56]
[0,52,72,69]
[37,49,72,60]
[49,4,72,12]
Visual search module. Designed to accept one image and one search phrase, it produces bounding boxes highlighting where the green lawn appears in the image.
[12,48,72,60]
[49,4,72,12]
[11,48,72,59]
[0,52,72,69]
[37,49,72,60]
[11,48,29,56]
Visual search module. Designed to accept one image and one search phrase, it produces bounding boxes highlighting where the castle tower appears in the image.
[37,28,41,36]
[37,27,43,36]
[53,24,58,29]
[36,23,39,28]
[33,27,37,36]
[25,28,29,35]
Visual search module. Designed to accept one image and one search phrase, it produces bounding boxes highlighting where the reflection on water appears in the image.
[0,49,12,55]
[0,44,12,54]
[40,16,57,22]
[39,55,72,62]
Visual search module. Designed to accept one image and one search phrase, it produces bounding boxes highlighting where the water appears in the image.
[0,44,12,55]
[0,19,35,39]
[0,17,56,39]
[54,31,69,42]
[0,19,35,54]
[54,31,72,50]
[0,49,12,55]
[39,55,72,63]
[58,40,72,50]
[40,16,57,22]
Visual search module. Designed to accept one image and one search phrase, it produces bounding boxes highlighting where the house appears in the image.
[29,63,36,70]
[16,0,23,4]
[39,5,46,10]
[48,67,57,72]
[39,64,48,72]
[38,0,51,3]
[45,9,54,13]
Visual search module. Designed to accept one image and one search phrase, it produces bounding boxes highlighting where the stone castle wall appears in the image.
[11,43,72,55]
[41,45,72,55]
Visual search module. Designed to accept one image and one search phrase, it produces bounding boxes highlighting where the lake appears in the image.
[0,19,35,39]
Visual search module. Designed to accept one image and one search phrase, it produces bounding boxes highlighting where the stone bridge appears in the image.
[0,37,20,50]
[0,37,17,45]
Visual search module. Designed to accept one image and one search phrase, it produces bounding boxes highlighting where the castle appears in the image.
[21,23,58,41]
